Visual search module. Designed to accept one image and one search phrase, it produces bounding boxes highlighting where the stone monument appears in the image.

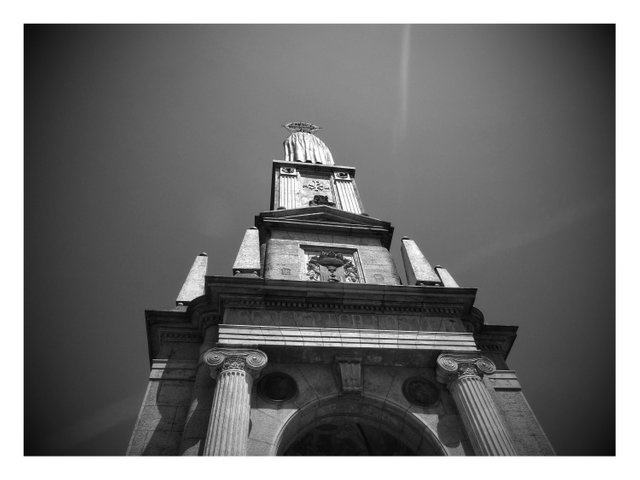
[127,123,554,455]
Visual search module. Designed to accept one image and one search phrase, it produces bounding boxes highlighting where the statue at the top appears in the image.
[283,122,334,165]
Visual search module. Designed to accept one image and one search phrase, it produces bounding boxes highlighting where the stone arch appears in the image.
[274,394,447,456]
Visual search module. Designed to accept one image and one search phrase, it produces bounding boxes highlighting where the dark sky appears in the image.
[25,24,614,455]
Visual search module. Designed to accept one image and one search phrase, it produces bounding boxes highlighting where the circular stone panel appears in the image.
[402,377,440,407]
[257,372,298,403]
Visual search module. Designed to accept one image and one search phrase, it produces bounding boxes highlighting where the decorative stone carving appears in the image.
[283,121,321,134]
[203,348,268,380]
[306,251,360,283]
[280,166,297,176]
[336,356,362,394]
[282,122,334,165]
[309,195,336,207]
[334,171,351,181]
[303,179,329,192]
[436,353,496,384]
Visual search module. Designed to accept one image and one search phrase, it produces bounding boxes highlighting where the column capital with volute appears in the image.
[435,352,517,456]
[201,347,268,456]
[202,347,268,380]
[436,353,496,384]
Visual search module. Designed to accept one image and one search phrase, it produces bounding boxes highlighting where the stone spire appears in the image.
[282,122,334,165]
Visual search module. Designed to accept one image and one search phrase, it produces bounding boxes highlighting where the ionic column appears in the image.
[436,353,517,456]
[202,348,268,456]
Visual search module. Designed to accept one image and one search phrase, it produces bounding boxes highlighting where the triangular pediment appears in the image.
[257,205,390,229]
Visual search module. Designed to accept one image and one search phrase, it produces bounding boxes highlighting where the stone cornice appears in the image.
[144,308,215,365]
[474,324,518,361]
[222,297,465,316]
[255,205,394,248]
[272,159,357,175]
[205,275,477,318]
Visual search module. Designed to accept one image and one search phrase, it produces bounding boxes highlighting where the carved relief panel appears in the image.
[299,174,335,207]
[303,248,362,283]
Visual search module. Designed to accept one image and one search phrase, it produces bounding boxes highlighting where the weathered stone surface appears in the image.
[233,227,261,276]
[218,324,478,351]
[246,437,275,456]
[401,237,441,286]
[435,265,459,287]
[176,253,207,306]
[264,237,401,285]
[127,357,198,456]
[157,382,193,406]
[487,370,522,391]
[362,365,397,402]
[489,387,555,455]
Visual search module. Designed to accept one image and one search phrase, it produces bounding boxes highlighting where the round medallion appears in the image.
[402,377,440,407]
[257,372,298,403]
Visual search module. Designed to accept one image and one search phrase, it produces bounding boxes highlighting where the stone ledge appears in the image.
[487,370,521,391]
[149,359,198,380]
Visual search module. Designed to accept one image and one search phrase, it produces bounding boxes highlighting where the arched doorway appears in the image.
[275,395,445,456]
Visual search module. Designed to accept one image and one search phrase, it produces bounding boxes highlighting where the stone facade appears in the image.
[128,124,554,456]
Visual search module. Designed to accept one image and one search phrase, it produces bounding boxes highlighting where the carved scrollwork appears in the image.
[436,353,496,385]
[476,357,497,375]
[202,350,225,367]
[246,350,269,369]
[437,355,459,373]
[280,166,297,176]
[221,357,246,372]
[202,347,268,379]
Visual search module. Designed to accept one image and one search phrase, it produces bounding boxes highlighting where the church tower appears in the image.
[127,123,554,456]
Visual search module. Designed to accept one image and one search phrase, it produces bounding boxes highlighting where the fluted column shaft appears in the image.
[437,354,517,456]
[202,348,268,456]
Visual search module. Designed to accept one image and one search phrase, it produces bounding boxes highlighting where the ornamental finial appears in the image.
[282,122,322,134]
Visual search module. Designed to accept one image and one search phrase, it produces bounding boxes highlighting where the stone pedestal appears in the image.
[437,353,517,456]
[202,348,268,456]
